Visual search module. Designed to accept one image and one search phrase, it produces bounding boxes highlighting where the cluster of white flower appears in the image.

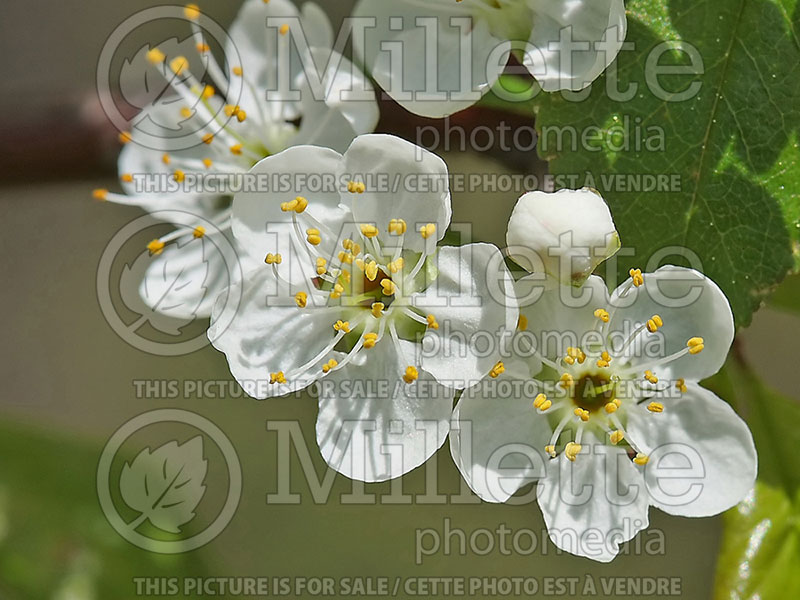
[100,0,756,562]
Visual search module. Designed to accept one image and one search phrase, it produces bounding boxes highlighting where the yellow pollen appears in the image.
[121,173,133,183]
[360,224,379,238]
[647,402,664,413]
[338,251,354,265]
[565,442,582,462]
[147,239,166,255]
[279,23,290,35]
[609,430,624,445]
[202,158,213,168]
[533,393,547,409]
[644,370,658,384]
[594,308,610,323]
[270,371,287,384]
[574,408,590,422]
[333,320,351,333]
[232,66,243,76]
[169,56,189,76]
[613,398,621,407]
[403,366,419,384]
[371,302,384,318]
[687,337,705,354]
[604,402,618,414]
[295,292,308,308]
[381,279,397,296]
[420,223,436,239]
[202,133,214,144]
[173,170,185,183]
[388,219,407,235]
[193,226,205,239]
[264,253,282,265]
[316,257,327,275]
[426,314,439,330]
[330,283,344,299]
[322,359,338,374]
[517,314,528,331]
[629,268,644,287]
[539,400,552,411]
[489,361,505,379]
[281,196,308,213]
[633,453,649,466]
[197,42,210,53]
[559,373,574,388]
[236,109,247,122]
[162,153,171,164]
[230,144,243,155]
[364,261,379,281]
[184,4,201,20]
[545,445,556,458]
[118,131,132,144]
[347,180,366,194]
[202,84,214,99]
[362,332,378,349]
[180,107,193,119]
[306,228,321,246]
[676,378,687,393]
[646,314,664,333]
[389,257,404,273]
[146,47,166,64]
[92,188,108,201]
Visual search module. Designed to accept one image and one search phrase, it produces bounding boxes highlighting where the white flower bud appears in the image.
[506,188,620,286]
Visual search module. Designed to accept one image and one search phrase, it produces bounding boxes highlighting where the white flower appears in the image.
[96,0,379,318]
[451,266,757,562]
[208,133,518,482]
[353,0,627,117]
[506,188,620,286]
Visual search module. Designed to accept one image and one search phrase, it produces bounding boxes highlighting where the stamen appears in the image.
[646,314,664,333]
[381,279,397,296]
[330,283,344,300]
[360,224,379,238]
[184,4,200,20]
[193,226,205,238]
[347,181,366,194]
[609,430,624,445]
[565,442,582,462]
[333,320,350,333]
[92,189,108,201]
[518,315,528,331]
[604,401,618,414]
[426,314,439,329]
[644,370,658,384]
[322,359,338,374]
[264,253,282,265]
[594,308,610,323]
[371,302,384,318]
[162,154,171,164]
[306,229,321,246]
[596,350,612,369]
[633,453,649,465]
[676,378,687,393]
[420,223,436,239]
[295,292,308,308]
[281,196,308,213]
[647,402,664,413]
[388,219,407,235]
[270,371,287,384]
[687,337,705,354]
[629,268,644,287]
[533,393,547,409]
[362,332,378,349]
[230,144,243,155]
[232,66,243,76]
[489,361,505,379]
[316,257,327,275]
[147,239,166,255]
[118,131,132,144]
[389,257,404,273]
[559,373,574,389]
[364,261,379,281]
[279,23,290,36]
[574,408,590,422]
[146,47,165,65]
[403,366,419,384]
[169,56,189,77]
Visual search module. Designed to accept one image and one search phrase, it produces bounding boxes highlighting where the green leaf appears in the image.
[534,0,800,325]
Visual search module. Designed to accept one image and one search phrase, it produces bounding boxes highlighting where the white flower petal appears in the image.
[340,134,451,252]
[525,0,627,91]
[536,436,650,562]
[208,265,351,399]
[299,2,335,50]
[450,363,550,503]
[412,243,518,387]
[625,384,757,517]
[506,188,620,286]
[316,338,453,482]
[352,0,507,117]
[609,266,734,381]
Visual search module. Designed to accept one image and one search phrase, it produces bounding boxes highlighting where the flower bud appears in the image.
[506,188,620,286]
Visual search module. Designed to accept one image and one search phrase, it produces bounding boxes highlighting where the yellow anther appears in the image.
[564,356,575,365]
[224,104,238,117]
[197,42,210,53]
[232,66,243,76]
[333,320,351,333]
[597,350,612,368]
[279,23,290,35]
[280,196,308,213]
[201,84,214,99]
[364,261,379,281]
[330,283,344,299]
[337,251,354,265]
[540,400,552,411]
[121,173,133,183]
[644,370,658,384]
[609,430,625,445]
[545,445,556,458]
[270,371,287,384]
[360,224,379,238]
[118,131,132,144]
[146,47,166,64]
[533,393,547,409]
[594,308,610,323]
[565,442,582,462]
[236,109,247,122]
[180,107,193,119]
[388,219,407,235]
[371,302,384,318]
[162,153,171,164]
[147,239,166,255]
[264,253,282,265]
[322,359,338,374]
[294,291,308,308]
[362,332,378,349]
[420,223,437,239]
[169,56,189,76]
[559,373,574,388]
[184,4,200,20]
[604,402,618,414]
[613,398,621,407]
[389,257,404,273]
[306,228,321,246]
[647,402,664,413]
[355,258,365,271]
[676,378,687,393]
[646,314,664,333]
[92,188,108,201]
[347,180,365,194]
[381,279,397,296]
[230,144,243,155]
[193,226,205,239]
[633,453,650,466]
[202,133,214,144]
[403,366,419,384]
[518,314,528,331]
[629,268,644,287]
[687,337,705,354]
[173,170,185,183]
[489,361,505,379]
[574,408,590,422]
[316,257,327,275]
[202,158,213,168]
[426,314,439,330]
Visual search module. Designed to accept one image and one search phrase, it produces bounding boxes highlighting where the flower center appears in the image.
[572,373,616,413]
